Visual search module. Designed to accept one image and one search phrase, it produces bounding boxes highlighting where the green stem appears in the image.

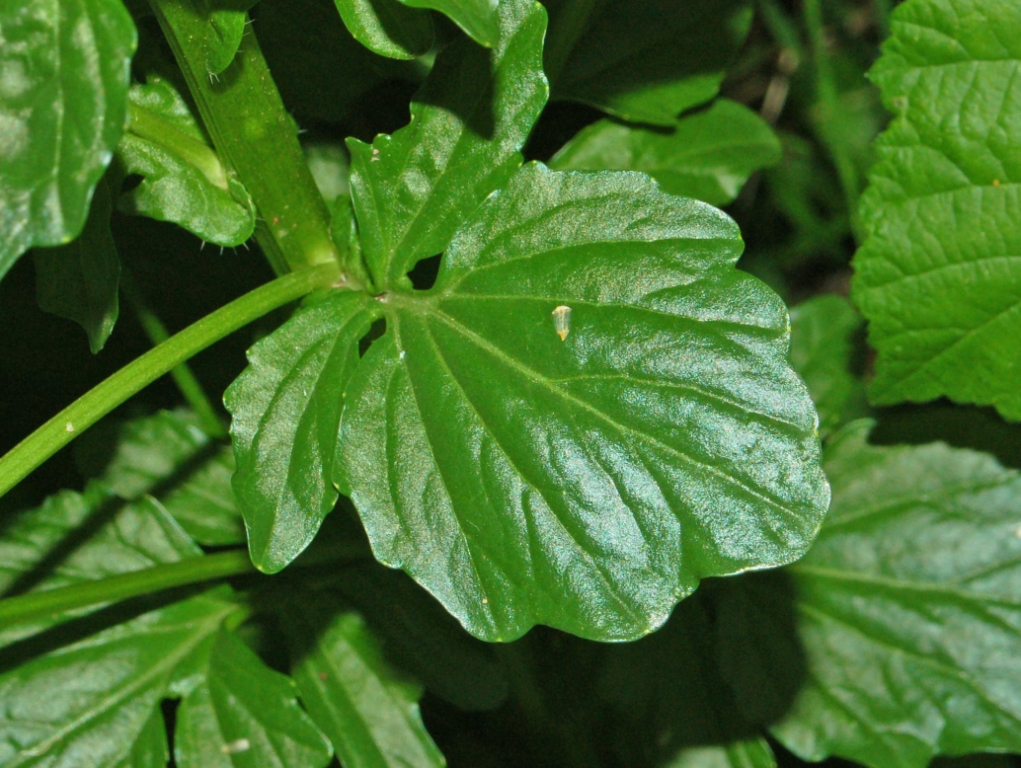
[542,0,598,87]
[0,550,257,627]
[121,272,228,438]
[803,0,860,230]
[0,264,338,500]
[127,102,228,190]
[149,0,340,277]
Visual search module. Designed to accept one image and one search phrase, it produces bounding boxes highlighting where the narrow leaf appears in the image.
[337,163,829,642]
[852,0,1021,420]
[397,0,499,47]
[34,176,121,353]
[0,0,136,281]
[225,291,378,572]
[347,0,548,289]
[550,100,781,206]
[335,0,434,59]
[285,593,447,768]
[788,295,867,438]
[545,0,752,124]
[118,76,256,247]
[175,629,333,768]
[75,408,244,546]
[724,420,1021,768]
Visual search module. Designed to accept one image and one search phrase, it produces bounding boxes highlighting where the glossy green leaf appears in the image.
[550,100,781,206]
[175,629,333,768]
[397,0,499,47]
[0,0,136,282]
[76,408,245,546]
[119,708,170,768]
[285,592,446,768]
[117,76,256,247]
[852,0,1021,420]
[225,291,378,571]
[0,485,202,647]
[331,562,509,711]
[664,740,778,768]
[337,163,829,642]
[201,0,260,75]
[33,176,121,354]
[347,0,548,289]
[725,420,1021,768]
[335,0,433,59]
[788,295,867,438]
[544,0,752,125]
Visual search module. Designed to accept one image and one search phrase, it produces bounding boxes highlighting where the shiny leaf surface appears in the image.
[397,0,499,47]
[335,0,433,59]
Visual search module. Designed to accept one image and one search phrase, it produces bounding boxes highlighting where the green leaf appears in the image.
[120,708,170,768]
[347,0,548,290]
[75,408,245,546]
[725,420,1021,768]
[0,0,136,282]
[201,0,260,75]
[397,0,499,47]
[664,740,778,768]
[285,592,447,768]
[117,76,256,247]
[33,176,121,354]
[0,485,202,647]
[335,0,434,59]
[175,629,333,768]
[337,163,829,642]
[852,0,1021,420]
[550,100,781,206]
[788,295,867,438]
[545,0,752,125]
[225,291,378,571]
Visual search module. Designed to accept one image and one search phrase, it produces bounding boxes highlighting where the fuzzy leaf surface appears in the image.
[347,0,548,289]
[397,0,499,47]
[175,629,333,768]
[550,100,780,205]
[285,593,446,768]
[337,163,829,642]
[225,291,378,571]
[33,176,121,353]
[788,296,867,438]
[724,421,1021,768]
[0,0,136,281]
[335,0,433,59]
[852,0,1021,420]
[118,77,255,246]
[76,409,244,546]
[545,0,751,124]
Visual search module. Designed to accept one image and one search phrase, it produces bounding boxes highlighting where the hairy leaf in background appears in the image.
[722,421,1021,768]
[337,164,829,642]
[551,100,781,206]
[117,77,256,247]
[34,177,121,353]
[0,0,136,281]
[852,0,1021,420]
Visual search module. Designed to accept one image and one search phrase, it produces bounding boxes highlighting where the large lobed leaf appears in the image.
[852,0,1021,420]
[722,420,1021,768]
[0,0,136,281]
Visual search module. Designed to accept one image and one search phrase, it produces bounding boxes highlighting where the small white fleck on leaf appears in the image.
[552,305,571,341]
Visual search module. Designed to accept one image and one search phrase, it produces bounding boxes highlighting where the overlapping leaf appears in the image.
[550,100,780,206]
[335,0,434,59]
[347,0,548,289]
[722,420,1021,768]
[284,591,446,768]
[398,0,499,47]
[544,0,752,124]
[33,176,121,353]
[852,0,1021,420]
[337,163,829,642]
[117,76,256,246]
[0,0,136,281]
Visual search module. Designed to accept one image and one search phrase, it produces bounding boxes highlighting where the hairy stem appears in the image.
[149,0,341,277]
[0,264,338,500]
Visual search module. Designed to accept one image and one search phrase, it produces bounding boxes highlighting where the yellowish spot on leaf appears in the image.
[552,305,572,341]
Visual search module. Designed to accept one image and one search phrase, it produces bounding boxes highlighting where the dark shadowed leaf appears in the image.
[852,0,1021,420]
[550,100,780,205]
[33,176,121,353]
